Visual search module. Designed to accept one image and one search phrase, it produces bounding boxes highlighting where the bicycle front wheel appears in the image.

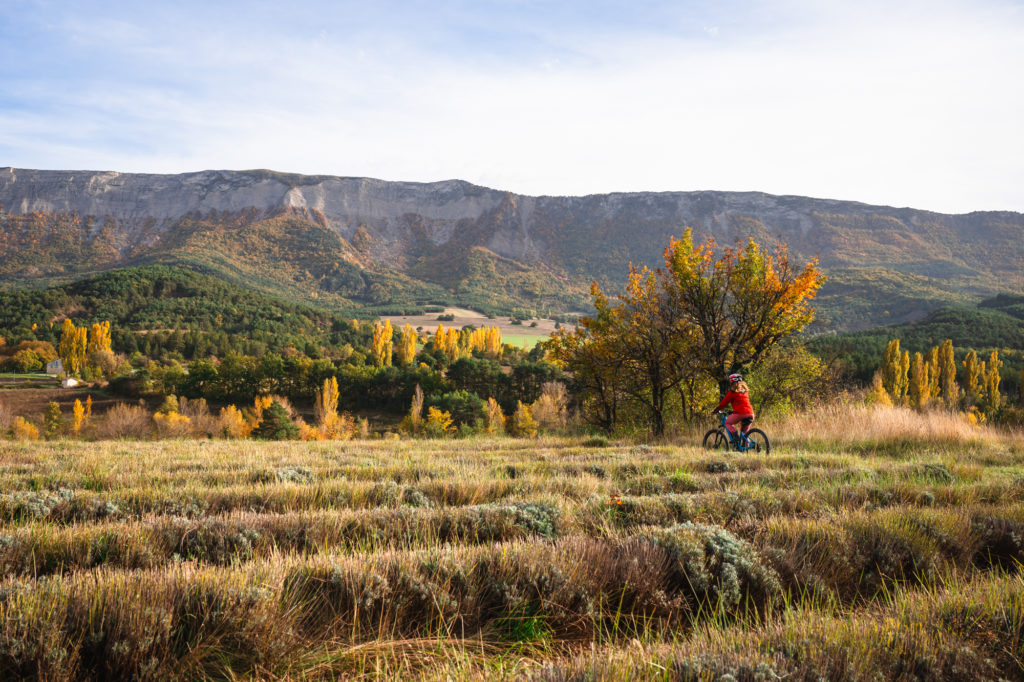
[744,429,770,454]
[702,429,730,452]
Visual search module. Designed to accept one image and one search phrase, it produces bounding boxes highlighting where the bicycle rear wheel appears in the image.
[743,428,770,454]
[702,429,730,451]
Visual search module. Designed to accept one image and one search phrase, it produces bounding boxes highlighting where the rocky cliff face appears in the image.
[2,166,1023,328]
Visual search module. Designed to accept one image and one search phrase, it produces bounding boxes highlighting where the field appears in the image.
[1,405,1023,680]
[383,308,557,348]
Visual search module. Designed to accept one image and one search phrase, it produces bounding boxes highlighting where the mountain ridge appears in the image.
[3,167,1023,330]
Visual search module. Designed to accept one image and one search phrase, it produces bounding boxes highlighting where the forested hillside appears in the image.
[810,294,1024,385]
[0,265,360,358]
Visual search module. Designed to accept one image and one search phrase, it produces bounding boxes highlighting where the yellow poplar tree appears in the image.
[72,399,86,434]
[484,327,502,358]
[315,376,343,439]
[908,352,929,409]
[881,339,908,404]
[485,397,505,434]
[980,350,1002,414]
[58,319,89,377]
[394,324,418,365]
[925,346,940,403]
[938,340,958,408]
[87,321,112,355]
[963,350,980,407]
[371,320,393,367]
[445,327,460,361]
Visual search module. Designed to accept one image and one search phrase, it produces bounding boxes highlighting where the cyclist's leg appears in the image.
[725,413,743,438]
[740,416,754,435]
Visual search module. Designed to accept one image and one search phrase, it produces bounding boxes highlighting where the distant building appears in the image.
[46,358,64,375]
[61,377,78,388]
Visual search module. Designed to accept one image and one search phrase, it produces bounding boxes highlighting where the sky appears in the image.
[1,0,1022,213]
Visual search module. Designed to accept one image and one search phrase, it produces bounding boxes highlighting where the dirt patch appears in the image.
[0,387,132,421]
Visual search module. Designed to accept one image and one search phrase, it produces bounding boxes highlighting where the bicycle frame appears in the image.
[718,413,754,451]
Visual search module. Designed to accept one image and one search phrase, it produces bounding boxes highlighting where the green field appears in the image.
[502,332,549,349]
[1,405,1023,680]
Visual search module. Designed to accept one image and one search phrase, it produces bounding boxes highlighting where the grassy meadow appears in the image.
[1,405,1023,680]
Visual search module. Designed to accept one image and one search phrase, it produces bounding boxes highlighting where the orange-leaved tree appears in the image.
[547,268,699,436]
[662,228,824,393]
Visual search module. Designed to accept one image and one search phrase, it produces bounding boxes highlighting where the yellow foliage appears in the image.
[248,395,275,429]
[153,410,192,437]
[371,320,394,367]
[424,406,454,437]
[218,405,251,438]
[58,319,88,377]
[531,382,568,431]
[866,372,893,408]
[12,416,40,441]
[88,320,112,355]
[394,324,418,365]
[508,401,538,438]
[485,397,505,435]
[297,418,324,441]
[484,326,502,358]
[72,399,87,434]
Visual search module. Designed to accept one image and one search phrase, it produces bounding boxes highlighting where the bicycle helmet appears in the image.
[728,373,742,383]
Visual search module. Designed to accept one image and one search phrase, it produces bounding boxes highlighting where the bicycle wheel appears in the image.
[743,429,770,454]
[702,429,730,451]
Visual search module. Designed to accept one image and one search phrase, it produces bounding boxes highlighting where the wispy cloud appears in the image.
[1,0,1022,212]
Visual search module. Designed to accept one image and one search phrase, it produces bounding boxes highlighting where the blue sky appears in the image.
[2,0,1022,212]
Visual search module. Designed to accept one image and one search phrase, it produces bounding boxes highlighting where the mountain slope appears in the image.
[2,167,1022,328]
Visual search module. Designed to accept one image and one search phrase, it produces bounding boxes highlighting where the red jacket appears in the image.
[715,390,754,416]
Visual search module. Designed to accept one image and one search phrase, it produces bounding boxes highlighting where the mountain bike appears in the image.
[703,413,770,454]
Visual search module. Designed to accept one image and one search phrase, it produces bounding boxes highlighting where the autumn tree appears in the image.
[72,399,87,435]
[394,324,418,365]
[314,376,354,439]
[371,320,393,367]
[909,352,930,409]
[979,350,1002,415]
[926,346,940,402]
[661,229,825,392]
[58,319,88,377]
[547,302,627,432]
[484,327,502,358]
[87,321,112,355]
[881,340,909,405]
[963,350,980,407]
[938,340,958,408]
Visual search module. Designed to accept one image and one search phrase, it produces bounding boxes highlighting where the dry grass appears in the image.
[1,416,1024,679]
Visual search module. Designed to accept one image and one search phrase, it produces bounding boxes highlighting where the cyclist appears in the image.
[712,374,755,443]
